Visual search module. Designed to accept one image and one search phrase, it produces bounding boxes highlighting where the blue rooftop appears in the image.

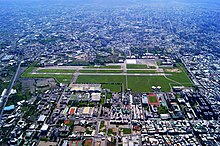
[4,105,15,111]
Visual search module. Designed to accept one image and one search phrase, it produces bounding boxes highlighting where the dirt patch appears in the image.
[84,139,93,146]
[73,126,86,133]
[165,68,182,73]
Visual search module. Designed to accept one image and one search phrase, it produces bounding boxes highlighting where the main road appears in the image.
[0,61,21,120]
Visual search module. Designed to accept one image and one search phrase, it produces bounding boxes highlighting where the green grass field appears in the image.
[148,95,157,103]
[76,75,125,92]
[126,64,148,69]
[21,67,72,83]
[164,65,193,86]
[76,72,192,92]
[122,128,131,134]
[127,76,171,92]
[37,69,75,73]
[80,70,123,73]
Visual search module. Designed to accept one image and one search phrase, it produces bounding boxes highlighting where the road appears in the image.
[0,61,21,120]
[71,69,80,83]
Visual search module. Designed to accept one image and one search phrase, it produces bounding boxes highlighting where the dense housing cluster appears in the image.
[0,0,220,146]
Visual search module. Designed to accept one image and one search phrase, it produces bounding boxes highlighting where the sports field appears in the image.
[148,95,158,103]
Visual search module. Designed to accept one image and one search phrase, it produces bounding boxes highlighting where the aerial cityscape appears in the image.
[0,0,220,145]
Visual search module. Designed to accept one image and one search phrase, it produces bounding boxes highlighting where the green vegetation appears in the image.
[157,61,161,66]
[148,95,158,103]
[76,75,125,92]
[122,128,131,134]
[107,128,115,136]
[149,66,157,69]
[126,64,148,69]
[77,69,192,92]
[80,70,123,73]
[1,65,16,80]
[100,97,105,105]
[21,67,72,83]
[23,104,39,122]
[168,71,193,85]
[100,121,105,129]
[65,121,74,127]
[102,84,121,92]
[0,79,9,93]
[85,65,121,69]
[40,137,49,141]
[127,76,171,92]
[158,106,168,114]
[163,64,193,86]
[6,81,31,106]
[175,94,181,99]
[85,129,93,134]
[127,70,156,73]
[37,69,75,73]
[78,101,88,107]
[106,93,112,99]
[21,67,36,77]
[76,75,125,84]
[99,121,106,133]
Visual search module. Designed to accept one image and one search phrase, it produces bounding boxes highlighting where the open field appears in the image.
[76,75,125,83]
[76,73,192,92]
[164,65,193,86]
[127,76,171,92]
[80,70,123,73]
[37,69,75,73]
[76,75,125,92]
[21,67,72,83]
[126,64,148,69]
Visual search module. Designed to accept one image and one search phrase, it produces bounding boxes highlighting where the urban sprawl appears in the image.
[0,1,220,146]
